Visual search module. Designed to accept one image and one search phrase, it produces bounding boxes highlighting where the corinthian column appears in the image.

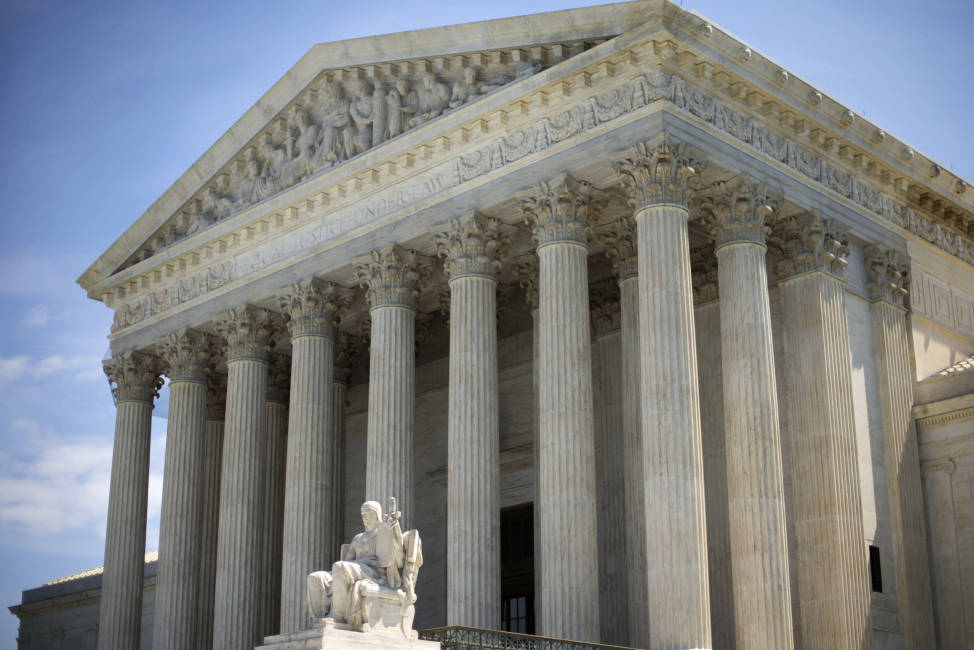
[518,174,602,642]
[590,281,628,646]
[197,369,226,650]
[865,245,936,650]
[331,333,363,560]
[433,213,512,628]
[355,246,432,525]
[212,307,276,650]
[154,330,209,650]
[98,352,162,650]
[613,141,711,649]
[772,213,871,649]
[690,247,735,650]
[698,176,793,650]
[602,217,646,648]
[260,353,289,638]
[277,280,350,633]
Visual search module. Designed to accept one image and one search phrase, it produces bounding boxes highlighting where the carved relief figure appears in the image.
[254,141,286,202]
[306,498,422,636]
[312,81,351,168]
[347,79,375,157]
[233,158,260,208]
[387,78,417,139]
[371,80,387,147]
[449,66,499,108]
[410,72,450,128]
[283,108,320,187]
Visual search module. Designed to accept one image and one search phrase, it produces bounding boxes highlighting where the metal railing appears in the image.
[419,626,638,650]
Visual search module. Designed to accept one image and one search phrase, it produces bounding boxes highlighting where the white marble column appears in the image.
[920,458,965,649]
[331,333,362,562]
[277,280,349,633]
[260,354,289,638]
[699,176,793,650]
[613,141,711,649]
[590,282,628,646]
[773,214,871,650]
[434,213,512,628]
[518,174,601,642]
[154,330,209,650]
[212,307,275,650]
[98,352,162,650]
[197,370,226,650]
[602,217,647,648]
[515,256,542,627]
[355,246,432,525]
[691,247,735,650]
[865,245,937,650]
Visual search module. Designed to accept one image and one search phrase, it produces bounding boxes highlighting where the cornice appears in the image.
[97,22,974,337]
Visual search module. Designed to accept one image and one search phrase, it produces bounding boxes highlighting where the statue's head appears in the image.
[463,67,477,84]
[360,500,382,531]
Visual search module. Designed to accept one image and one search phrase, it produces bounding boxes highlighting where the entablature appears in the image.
[86,0,974,351]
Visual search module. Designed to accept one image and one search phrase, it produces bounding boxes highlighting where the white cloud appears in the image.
[0,354,103,386]
[0,418,167,549]
[22,304,48,328]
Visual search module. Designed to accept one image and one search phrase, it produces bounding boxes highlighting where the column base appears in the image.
[259,620,440,650]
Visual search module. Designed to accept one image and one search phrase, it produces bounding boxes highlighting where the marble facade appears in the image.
[11,1,974,649]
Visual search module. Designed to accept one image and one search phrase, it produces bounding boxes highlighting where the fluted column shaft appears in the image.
[446,274,500,626]
[260,381,288,638]
[357,246,431,525]
[519,176,602,642]
[634,204,711,649]
[212,308,274,650]
[866,246,936,649]
[98,353,160,650]
[536,240,599,641]
[778,266,871,650]
[435,214,509,628]
[618,273,648,647]
[591,307,628,646]
[330,376,347,560]
[196,379,225,650]
[154,331,209,650]
[693,291,735,650]
[716,240,793,649]
[278,280,348,633]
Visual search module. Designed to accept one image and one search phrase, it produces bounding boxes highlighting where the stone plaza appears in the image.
[10,1,974,648]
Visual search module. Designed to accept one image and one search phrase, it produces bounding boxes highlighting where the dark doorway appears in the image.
[501,503,535,634]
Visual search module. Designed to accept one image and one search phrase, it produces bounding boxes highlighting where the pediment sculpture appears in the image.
[306,497,423,638]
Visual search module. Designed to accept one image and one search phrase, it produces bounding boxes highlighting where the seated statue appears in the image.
[306,498,422,638]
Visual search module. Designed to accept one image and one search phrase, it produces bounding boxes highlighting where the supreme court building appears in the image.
[11,1,974,649]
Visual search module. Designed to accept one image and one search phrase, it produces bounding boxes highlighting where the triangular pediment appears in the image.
[78,0,668,293]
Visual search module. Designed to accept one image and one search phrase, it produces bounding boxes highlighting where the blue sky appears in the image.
[0,0,971,646]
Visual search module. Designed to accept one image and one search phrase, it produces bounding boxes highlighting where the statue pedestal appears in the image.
[258,620,441,650]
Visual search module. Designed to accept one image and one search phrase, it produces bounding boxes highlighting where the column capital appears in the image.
[104,351,164,405]
[600,216,638,280]
[612,139,701,212]
[921,457,956,478]
[355,245,433,310]
[518,173,605,248]
[158,329,210,383]
[206,370,227,421]
[770,211,850,281]
[591,279,621,336]
[697,175,782,249]
[432,212,515,281]
[691,245,719,306]
[865,243,910,308]
[216,306,279,363]
[513,255,539,310]
[279,279,353,339]
[266,353,291,405]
